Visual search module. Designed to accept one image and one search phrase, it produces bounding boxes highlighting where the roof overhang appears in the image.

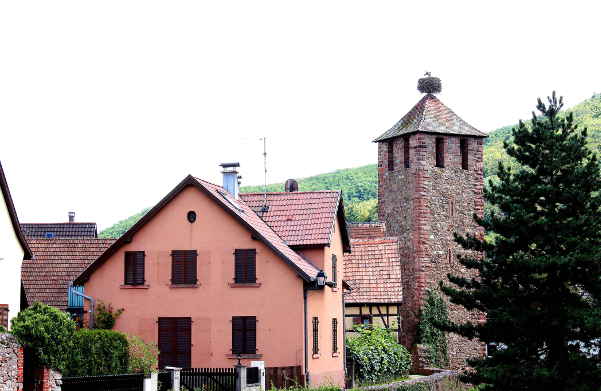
[0,161,32,259]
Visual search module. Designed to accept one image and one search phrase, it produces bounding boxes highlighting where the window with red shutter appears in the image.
[171,250,198,285]
[460,138,469,170]
[158,317,191,368]
[234,249,257,284]
[124,251,145,285]
[435,137,445,168]
[232,316,257,354]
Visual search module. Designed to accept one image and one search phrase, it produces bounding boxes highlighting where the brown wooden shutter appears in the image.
[403,136,410,168]
[387,141,394,171]
[158,317,191,368]
[124,251,145,285]
[331,255,337,287]
[232,316,257,354]
[435,137,445,168]
[460,138,469,170]
[332,318,338,353]
[232,317,244,354]
[171,250,197,285]
[175,318,192,368]
[245,316,257,354]
[235,249,256,284]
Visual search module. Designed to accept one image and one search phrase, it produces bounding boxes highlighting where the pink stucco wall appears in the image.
[83,184,346,386]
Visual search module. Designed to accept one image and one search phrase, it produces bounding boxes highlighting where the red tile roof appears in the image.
[373,94,487,142]
[22,239,115,309]
[21,223,98,238]
[348,222,386,239]
[75,175,321,284]
[240,191,342,247]
[344,238,402,304]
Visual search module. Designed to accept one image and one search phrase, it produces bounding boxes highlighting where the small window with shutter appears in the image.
[435,137,445,168]
[171,250,198,285]
[312,317,319,355]
[234,249,257,284]
[332,318,338,354]
[331,254,337,287]
[460,138,469,170]
[232,316,257,354]
[124,251,145,285]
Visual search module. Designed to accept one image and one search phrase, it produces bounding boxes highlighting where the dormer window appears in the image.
[435,137,445,168]
[460,138,469,170]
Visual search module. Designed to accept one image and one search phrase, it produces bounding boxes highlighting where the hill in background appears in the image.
[100,93,601,238]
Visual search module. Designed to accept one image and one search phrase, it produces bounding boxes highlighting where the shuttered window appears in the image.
[234,249,257,284]
[232,316,257,354]
[332,318,338,354]
[460,138,469,170]
[403,136,410,168]
[171,250,198,285]
[331,254,337,287]
[435,137,445,168]
[312,317,319,355]
[124,251,145,285]
[387,141,394,171]
[158,317,191,368]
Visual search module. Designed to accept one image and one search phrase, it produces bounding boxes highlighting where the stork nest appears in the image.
[418,76,442,94]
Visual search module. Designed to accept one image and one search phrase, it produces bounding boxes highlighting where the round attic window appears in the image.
[187,211,197,223]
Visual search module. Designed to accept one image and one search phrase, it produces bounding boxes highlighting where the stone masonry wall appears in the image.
[378,133,485,369]
[0,333,23,391]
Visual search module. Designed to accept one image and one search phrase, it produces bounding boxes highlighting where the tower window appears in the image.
[460,138,469,170]
[435,137,445,168]
[403,136,410,168]
[387,141,394,171]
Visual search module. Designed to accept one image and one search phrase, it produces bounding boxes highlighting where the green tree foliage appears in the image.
[126,335,159,375]
[99,208,149,238]
[64,329,129,377]
[417,290,449,368]
[440,93,601,390]
[94,302,124,330]
[345,199,378,223]
[346,325,412,383]
[10,302,76,372]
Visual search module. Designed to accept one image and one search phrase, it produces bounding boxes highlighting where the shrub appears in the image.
[417,290,449,368]
[346,325,411,383]
[0,325,6,333]
[95,301,124,330]
[127,335,159,375]
[64,329,129,376]
[11,302,76,372]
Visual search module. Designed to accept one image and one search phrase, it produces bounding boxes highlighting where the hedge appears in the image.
[64,329,129,377]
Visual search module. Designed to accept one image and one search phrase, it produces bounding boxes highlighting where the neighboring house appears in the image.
[0,161,33,329]
[21,212,98,238]
[21,238,114,321]
[74,167,350,386]
[344,223,402,342]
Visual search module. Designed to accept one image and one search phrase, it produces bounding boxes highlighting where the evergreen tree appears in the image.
[441,92,601,390]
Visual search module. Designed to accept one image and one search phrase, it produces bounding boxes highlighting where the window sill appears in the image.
[226,354,263,359]
[170,284,199,288]
[332,352,339,358]
[228,282,262,288]
[120,285,149,289]
[312,353,320,359]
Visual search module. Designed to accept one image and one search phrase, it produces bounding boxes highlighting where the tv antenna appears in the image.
[260,137,269,214]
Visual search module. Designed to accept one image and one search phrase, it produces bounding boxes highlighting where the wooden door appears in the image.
[158,317,192,368]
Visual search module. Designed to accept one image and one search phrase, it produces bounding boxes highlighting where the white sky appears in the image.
[1,1,600,230]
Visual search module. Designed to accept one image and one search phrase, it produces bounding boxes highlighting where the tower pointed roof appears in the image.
[373,93,487,142]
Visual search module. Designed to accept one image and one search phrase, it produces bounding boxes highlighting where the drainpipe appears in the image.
[303,286,309,385]
[68,282,96,328]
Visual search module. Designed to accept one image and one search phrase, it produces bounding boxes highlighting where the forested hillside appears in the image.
[100,93,601,238]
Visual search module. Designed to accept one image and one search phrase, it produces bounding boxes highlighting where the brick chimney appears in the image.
[220,162,240,199]
[284,179,298,192]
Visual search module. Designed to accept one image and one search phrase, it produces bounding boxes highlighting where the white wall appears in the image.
[0,190,25,329]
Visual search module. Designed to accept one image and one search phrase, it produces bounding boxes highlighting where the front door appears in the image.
[158,317,192,368]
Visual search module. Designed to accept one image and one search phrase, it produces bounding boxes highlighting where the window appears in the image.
[232,316,257,354]
[187,210,197,223]
[387,141,394,171]
[124,251,145,285]
[331,254,337,287]
[171,250,198,285]
[352,315,372,326]
[435,137,445,168]
[332,318,338,354]
[403,136,410,168]
[234,249,257,284]
[312,317,319,355]
[460,138,469,170]
[0,305,8,329]
[158,317,191,368]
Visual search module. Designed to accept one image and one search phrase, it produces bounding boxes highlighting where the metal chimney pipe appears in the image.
[68,211,75,223]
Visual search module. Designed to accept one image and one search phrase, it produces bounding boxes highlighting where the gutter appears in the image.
[68,282,96,328]
[303,286,309,385]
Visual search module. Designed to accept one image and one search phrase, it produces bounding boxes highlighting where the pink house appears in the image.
[74,165,350,386]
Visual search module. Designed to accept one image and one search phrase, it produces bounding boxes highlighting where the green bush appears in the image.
[127,335,158,375]
[346,325,412,383]
[64,329,129,376]
[94,301,124,330]
[0,325,6,333]
[11,302,76,372]
[417,290,449,368]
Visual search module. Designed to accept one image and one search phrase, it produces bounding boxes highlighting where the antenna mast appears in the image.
[261,137,269,213]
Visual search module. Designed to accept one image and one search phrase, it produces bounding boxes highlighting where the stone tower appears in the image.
[374,76,487,369]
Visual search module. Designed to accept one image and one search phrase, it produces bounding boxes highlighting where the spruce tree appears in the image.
[441,92,601,390]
